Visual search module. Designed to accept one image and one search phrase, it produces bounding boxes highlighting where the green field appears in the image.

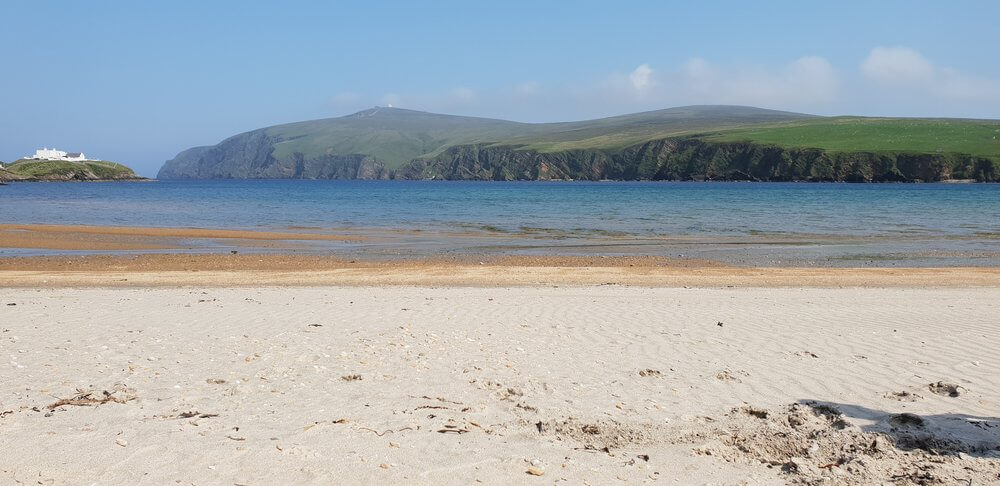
[252,108,1000,168]
[4,159,140,180]
[704,117,1000,161]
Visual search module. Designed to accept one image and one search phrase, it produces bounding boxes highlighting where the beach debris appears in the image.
[884,390,922,402]
[715,370,741,382]
[6,303,16,306]
[115,438,128,447]
[526,466,545,476]
[230,250,238,254]
[357,425,413,436]
[795,351,819,358]
[638,369,661,377]
[206,378,227,385]
[177,411,218,419]
[498,387,523,401]
[637,454,650,462]
[516,402,538,412]
[414,405,449,411]
[379,463,390,469]
[342,374,362,382]
[928,381,961,397]
[307,323,322,327]
[47,384,136,409]
[716,321,723,327]
[437,425,469,434]
[411,395,463,405]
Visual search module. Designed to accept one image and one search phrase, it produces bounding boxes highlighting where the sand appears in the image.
[0,224,360,252]
[1,253,999,288]
[1,285,998,484]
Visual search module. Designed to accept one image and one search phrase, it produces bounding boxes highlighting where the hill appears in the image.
[0,159,145,182]
[158,106,1000,182]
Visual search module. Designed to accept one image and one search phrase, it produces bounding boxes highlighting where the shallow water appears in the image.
[2,180,997,235]
[2,180,998,265]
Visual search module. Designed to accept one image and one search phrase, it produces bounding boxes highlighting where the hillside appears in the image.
[705,117,1000,159]
[158,106,1000,182]
[0,159,145,182]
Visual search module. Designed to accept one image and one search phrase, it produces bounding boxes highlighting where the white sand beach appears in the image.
[2,285,998,484]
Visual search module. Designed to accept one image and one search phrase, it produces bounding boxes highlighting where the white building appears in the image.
[27,148,90,161]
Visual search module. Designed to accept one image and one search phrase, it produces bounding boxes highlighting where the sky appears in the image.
[2,1,999,176]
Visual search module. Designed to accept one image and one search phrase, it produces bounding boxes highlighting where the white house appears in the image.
[27,148,90,161]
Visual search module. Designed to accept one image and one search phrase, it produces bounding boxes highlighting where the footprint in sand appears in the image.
[927,381,961,398]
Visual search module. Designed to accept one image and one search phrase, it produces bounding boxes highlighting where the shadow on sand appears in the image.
[798,399,1000,459]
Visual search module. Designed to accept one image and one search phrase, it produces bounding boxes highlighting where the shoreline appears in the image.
[1,253,998,287]
[2,223,999,288]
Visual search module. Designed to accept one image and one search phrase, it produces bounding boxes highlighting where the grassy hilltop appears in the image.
[158,106,1000,182]
[0,159,144,182]
[706,117,1000,161]
[258,105,815,169]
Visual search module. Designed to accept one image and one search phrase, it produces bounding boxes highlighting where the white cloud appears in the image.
[678,56,839,106]
[861,46,1000,101]
[329,48,1000,121]
[514,81,540,96]
[451,86,476,103]
[328,57,841,121]
[861,47,935,83]
[380,93,401,107]
[629,64,653,90]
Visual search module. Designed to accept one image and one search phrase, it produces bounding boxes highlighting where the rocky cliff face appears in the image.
[159,133,999,182]
[394,139,999,182]
[158,131,389,179]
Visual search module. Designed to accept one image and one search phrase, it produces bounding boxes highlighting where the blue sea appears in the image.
[2,180,999,264]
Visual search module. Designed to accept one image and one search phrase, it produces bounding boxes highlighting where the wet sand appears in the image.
[0,224,361,251]
[0,253,998,287]
[4,223,999,269]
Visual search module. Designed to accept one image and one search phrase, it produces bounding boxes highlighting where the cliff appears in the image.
[157,132,389,180]
[157,106,1000,182]
[394,139,999,182]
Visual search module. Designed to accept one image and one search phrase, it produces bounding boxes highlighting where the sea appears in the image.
[2,180,999,265]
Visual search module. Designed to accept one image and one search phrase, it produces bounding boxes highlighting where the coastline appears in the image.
[2,223,999,288]
[1,253,999,288]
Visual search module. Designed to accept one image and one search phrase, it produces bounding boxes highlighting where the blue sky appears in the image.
[2,1,999,176]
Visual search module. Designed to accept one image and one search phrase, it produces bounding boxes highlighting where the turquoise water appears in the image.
[2,180,998,237]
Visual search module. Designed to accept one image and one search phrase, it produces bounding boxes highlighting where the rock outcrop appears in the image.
[0,160,144,182]
[394,139,999,182]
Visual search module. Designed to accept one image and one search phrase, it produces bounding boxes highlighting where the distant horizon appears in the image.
[3,1,999,176]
